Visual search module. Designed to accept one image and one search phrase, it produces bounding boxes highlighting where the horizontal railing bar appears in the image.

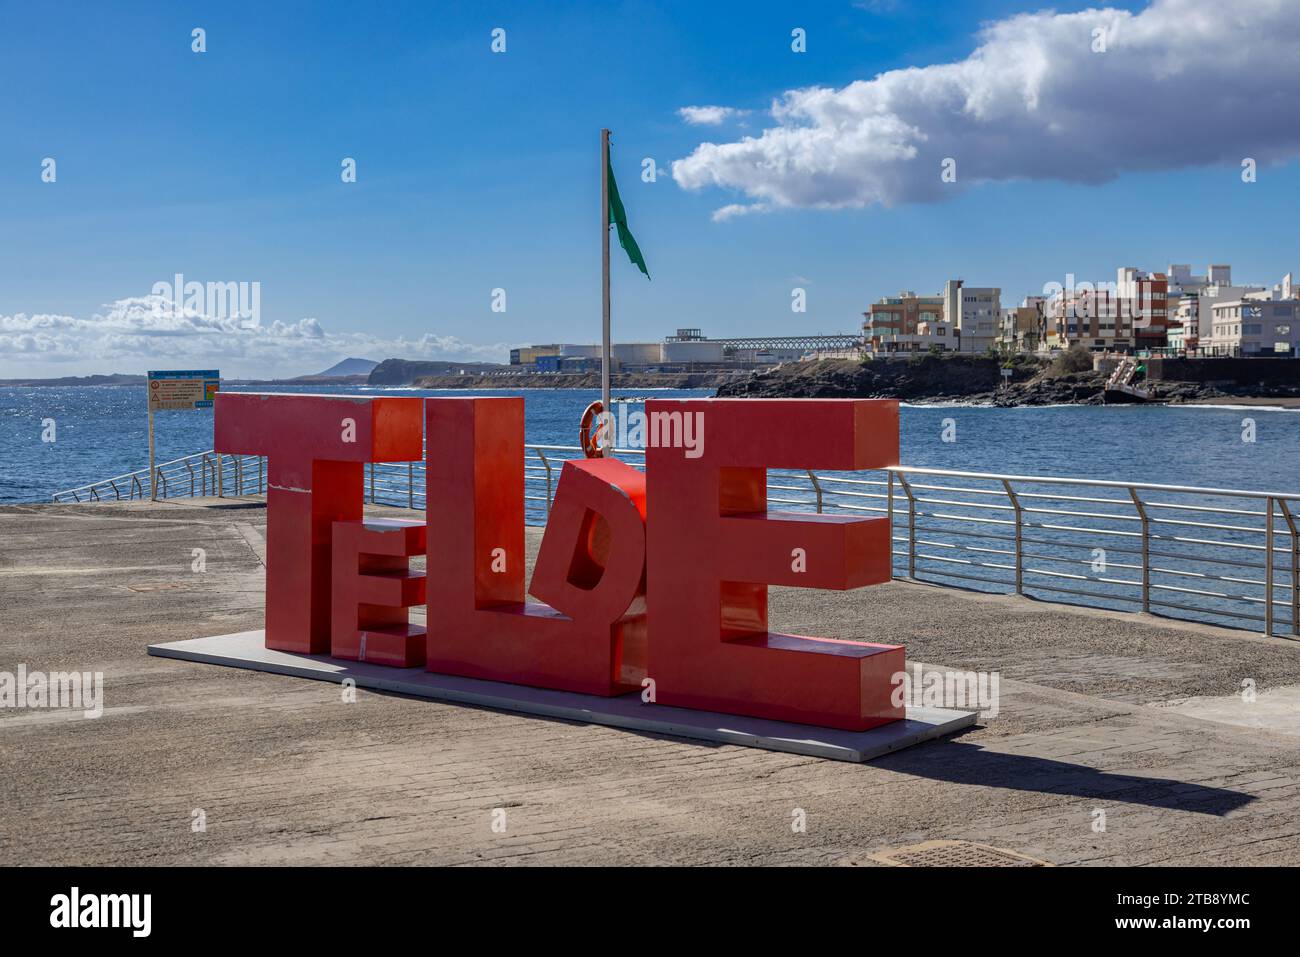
[1149,532,1265,553]
[913,524,1018,544]
[1147,515,1268,535]
[1023,520,1138,539]
[812,475,889,488]
[1021,506,1140,523]
[914,539,1015,559]
[1023,566,1141,588]
[822,487,889,498]
[1030,582,1143,604]
[887,465,1300,502]
[1012,490,1137,507]
[1141,499,1271,518]
[916,511,1017,528]
[913,496,1017,512]
[914,552,1017,573]
[901,482,1009,497]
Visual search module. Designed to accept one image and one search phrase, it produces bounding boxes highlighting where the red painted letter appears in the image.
[331,518,427,666]
[424,397,647,695]
[215,393,423,653]
[645,398,904,730]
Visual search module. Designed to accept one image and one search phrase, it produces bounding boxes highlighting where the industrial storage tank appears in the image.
[661,339,724,363]
[611,342,663,365]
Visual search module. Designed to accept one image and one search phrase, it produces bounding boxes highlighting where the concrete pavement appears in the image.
[2,498,1299,866]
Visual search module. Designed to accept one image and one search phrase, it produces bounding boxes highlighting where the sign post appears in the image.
[147,370,220,500]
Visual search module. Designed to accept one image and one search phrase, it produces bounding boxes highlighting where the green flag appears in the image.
[607,154,650,280]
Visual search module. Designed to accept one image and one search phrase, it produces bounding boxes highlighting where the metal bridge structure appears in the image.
[664,332,863,352]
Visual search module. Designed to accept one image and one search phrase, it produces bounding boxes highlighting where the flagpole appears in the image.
[601,128,611,418]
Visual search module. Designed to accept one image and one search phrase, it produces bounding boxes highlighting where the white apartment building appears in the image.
[1166,263,1233,297]
[1162,263,1260,353]
[1203,274,1299,356]
[1169,283,1264,351]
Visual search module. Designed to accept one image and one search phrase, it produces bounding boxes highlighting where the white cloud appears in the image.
[711,202,770,222]
[0,295,513,378]
[677,105,744,126]
[673,0,1300,217]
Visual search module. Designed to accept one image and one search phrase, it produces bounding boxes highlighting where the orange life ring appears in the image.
[579,401,609,458]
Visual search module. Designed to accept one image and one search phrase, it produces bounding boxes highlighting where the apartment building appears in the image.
[1000,297,1047,353]
[1169,285,1264,352]
[1203,274,1299,356]
[1044,287,1141,351]
[864,292,951,353]
[864,283,1002,355]
[1116,267,1169,348]
[1166,263,1233,298]
[944,280,1002,354]
[1162,264,1252,353]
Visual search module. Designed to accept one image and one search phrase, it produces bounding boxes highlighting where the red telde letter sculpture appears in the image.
[215,393,423,654]
[217,393,907,732]
[645,398,904,731]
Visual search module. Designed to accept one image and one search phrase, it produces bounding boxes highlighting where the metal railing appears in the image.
[51,450,265,503]
[52,445,1300,640]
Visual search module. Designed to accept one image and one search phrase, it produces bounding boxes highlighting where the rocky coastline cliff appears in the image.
[715,353,1300,406]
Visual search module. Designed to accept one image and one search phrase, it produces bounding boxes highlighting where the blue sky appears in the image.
[2,0,1299,377]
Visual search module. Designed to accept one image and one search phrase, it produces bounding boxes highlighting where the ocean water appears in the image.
[1,384,1298,503]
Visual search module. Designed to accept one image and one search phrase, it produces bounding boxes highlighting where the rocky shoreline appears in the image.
[714,355,1300,407]
[406,370,742,390]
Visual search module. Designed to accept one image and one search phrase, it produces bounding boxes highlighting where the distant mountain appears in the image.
[311,357,379,377]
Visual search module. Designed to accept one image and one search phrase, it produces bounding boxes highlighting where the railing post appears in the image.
[408,462,415,510]
[1129,488,1150,613]
[896,472,917,580]
[186,463,195,497]
[217,454,224,498]
[259,456,265,494]
[1002,479,1023,595]
[1278,499,1299,637]
[1265,497,1275,637]
[369,462,376,504]
[236,455,243,496]
[887,470,895,576]
[536,449,553,516]
[806,470,823,513]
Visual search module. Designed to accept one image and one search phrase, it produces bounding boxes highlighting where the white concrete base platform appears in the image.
[148,630,977,762]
